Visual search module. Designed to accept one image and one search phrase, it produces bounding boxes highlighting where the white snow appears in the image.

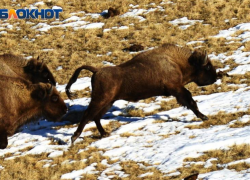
[215,23,250,40]
[48,151,64,158]
[84,23,104,30]
[31,20,104,32]
[61,163,98,179]
[139,172,154,177]
[57,77,91,92]
[169,17,203,30]
[228,65,250,75]
[199,169,250,180]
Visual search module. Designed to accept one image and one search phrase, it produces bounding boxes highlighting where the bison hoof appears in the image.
[101,131,109,138]
[71,136,77,145]
[201,115,209,121]
[0,142,7,149]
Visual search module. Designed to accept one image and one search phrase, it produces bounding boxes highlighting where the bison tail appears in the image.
[66,65,98,99]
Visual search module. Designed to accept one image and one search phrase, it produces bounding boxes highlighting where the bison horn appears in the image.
[47,82,53,95]
[203,50,208,65]
[39,61,45,72]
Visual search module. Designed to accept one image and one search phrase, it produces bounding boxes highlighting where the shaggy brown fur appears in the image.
[123,44,145,52]
[0,75,67,149]
[0,54,56,85]
[103,7,120,18]
[66,44,217,143]
[184,173,199,180]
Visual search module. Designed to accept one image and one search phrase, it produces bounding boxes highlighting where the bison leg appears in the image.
[93,102,114,137]
[172,87,208,120]
[71,100,112,144]
[0,129,8,149]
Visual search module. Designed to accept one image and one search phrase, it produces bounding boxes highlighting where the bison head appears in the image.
[24,57,57,85]
[31,83,67,121]
[188,50,217,86]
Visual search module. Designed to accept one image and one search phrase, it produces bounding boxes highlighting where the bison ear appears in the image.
[188,50,208,67]
[31,85,46,100]
[25,59,37,72]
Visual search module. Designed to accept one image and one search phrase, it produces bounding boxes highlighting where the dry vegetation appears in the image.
[1,0,250,179]
[186,109,250,129]
[1,0,250,86]
[173,144,250,180]
[124,98,180,118]
[0,121,123,180]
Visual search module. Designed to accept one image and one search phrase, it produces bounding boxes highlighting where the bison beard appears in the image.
[66,44,217,144]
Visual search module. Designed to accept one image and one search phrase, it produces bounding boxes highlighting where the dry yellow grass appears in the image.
[122,98,180,118]
[120,132,142,137]
[167,144,250,180]
[119,161,165,180]
[0,120,124,179]
[0,0,248,85]
[186,110,250,129]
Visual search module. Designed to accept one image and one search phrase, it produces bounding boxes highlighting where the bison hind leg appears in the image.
[94,102,114,137]
[71,99,114,144]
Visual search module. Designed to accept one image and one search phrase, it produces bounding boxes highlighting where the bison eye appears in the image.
[51,95,59,102]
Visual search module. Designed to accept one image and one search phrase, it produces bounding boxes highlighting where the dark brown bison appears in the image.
[66,44,217,143]
[0,75,67,149]
[0,54,56,85]
[123,44,145,52]
[184,173,199,180]
[103,7,120,18]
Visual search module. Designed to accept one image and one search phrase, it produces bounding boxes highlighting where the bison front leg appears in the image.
[0,128,8,149]
[172,87,208,120]
[71,108,98,144]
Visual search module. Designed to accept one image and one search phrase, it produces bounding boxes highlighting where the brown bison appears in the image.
[0,75,67,149]
[66,44,217,143]
[123,44,145,52]
[103,7,120,19]
[0,54,56,85]
[184,173,199,180]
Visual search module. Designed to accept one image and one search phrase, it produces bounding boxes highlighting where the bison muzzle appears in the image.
[66,44,217,144]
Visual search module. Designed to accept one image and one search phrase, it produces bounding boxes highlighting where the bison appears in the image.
[184,173,199,180]
[0,54,56,85]
[123,44,145,52]
[103,7,120,19]
[66,44,217,143]
[0,75,67,149]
